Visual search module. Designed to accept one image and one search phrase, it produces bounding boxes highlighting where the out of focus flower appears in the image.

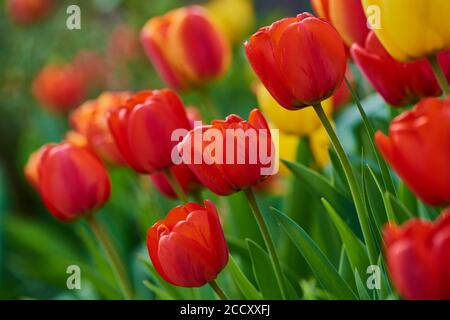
[150,164,202,199]
[147,200,228,287]
[32,63,87,113]
[6,0,53,25]
[276,130,300,176]
[107,24,140,64]
[352,31,450,107]
[375,96,450,206]
[255,82,333,136]
[245,13,347,110]
[140,5,230,90]
[205,0,255,44]
[311,0,370,47]
[309,125,331,169]
[178,109,275,196]
[108,89,191,174]
[383,210,450,300]
[362,0,450,61]
[73,50,108,89]
[71,92,131,165]
[25,142,111,222]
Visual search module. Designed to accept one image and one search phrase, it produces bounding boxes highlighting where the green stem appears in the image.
[209,279,229,300]
[313,102,377,265]
[164,168,188,203]
[344,77,397,197]
[428,55,450,96]
[191,189,204,204]
[199,87,221,121]
[86,215,133,300]
[244,188,287,299]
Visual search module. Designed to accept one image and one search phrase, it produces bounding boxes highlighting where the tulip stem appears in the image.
[313,102,378,265]
[244,188,287,299]
[86,214,134,300]
[209,280,229,300]
[199,87,221,121]
[344,77,397,196]
[429,55,450,96]
[164,168,188,203]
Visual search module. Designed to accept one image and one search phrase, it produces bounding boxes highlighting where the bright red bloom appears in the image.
[107,89,191,174]
[6,0,53,25]
[311,0,370,47]
[177,109,275,196]
[383,210,450,300]
[352,31,450,107]
[245,13,347,110]
[147,200,229,287]
[25,142,111,222]
[71,92,131,165]
[376,96,450,206]
[32,63,87,113]
[140,5,230,90]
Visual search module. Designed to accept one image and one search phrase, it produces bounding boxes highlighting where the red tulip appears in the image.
[25,142,111,222]
[32,63,87,113]
[140,5,230,90]
[311,0,370,47]
[245,13,347,110]
[375,96,450,206]
[71,92,131,165]
[150,164,202,199]
[6,0,53,25]
[177,109,275,196]
[383,210,450,300]
[147,200,229,287]
[352,31,450,107]
[107,89,191,174]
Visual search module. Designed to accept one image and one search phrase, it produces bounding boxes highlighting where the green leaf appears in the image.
[321,199,370,276]
[143,280,176,300]
[228,255,263,300]
[386,192,413,224]
[282,160,361,238]
[271,207,357,300]
[246,239,282,300]
[354,269,371,300]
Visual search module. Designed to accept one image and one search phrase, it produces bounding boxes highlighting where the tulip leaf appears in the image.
[228,255,263,300]
[321,199,370,276]
[354,269,371,300]
[385,192,413,224]
[246,239,283,300]
[143,280,176,300]
[270,207,357,300]
[282,160,361,238]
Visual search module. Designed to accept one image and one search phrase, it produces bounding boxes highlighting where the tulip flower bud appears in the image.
[177,109,276,196]
[375,96,450,206]
[140,5,230,90]
[71,92,132,165]
[32,63,87,113]
[255,82,333,136]
[25,142,111,222]
[311,0,370,47]
[245,13,347,110]
[352,31,450,107]
[383,210,450,300]
[362,0,450,61]
[107,89,192,174]
[6,0,53,25]
[147,200,229,287]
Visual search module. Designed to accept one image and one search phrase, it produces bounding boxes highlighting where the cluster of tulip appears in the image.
[24,0,450,300]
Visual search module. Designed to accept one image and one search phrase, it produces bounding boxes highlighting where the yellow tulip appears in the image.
[205,0,255,44]
[362,0,450,61]
[274,129,300,176]
[256,83,333,136]
[309,125,331,169]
